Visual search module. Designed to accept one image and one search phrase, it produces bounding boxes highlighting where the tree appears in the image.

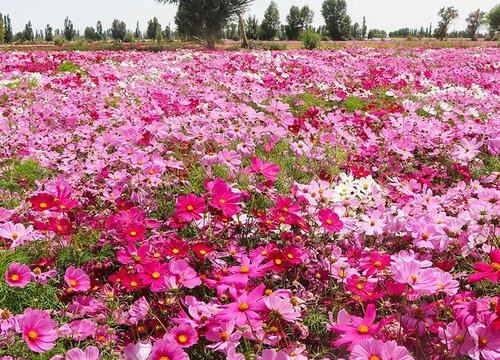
[487,4,500,37]
[64,17,76,41]
[362,16,367,38]
[285,5,314,40]
[260,1,280,40]
[367,29,386,39]
[45,24,53,41]
[466,9,485,40]
[23,21,34,42]
[96,21,103,40]
[84,26,98,41]
[434,6,458,40]
[246,15,259,40]
[147,17,162,39]
[0,13,4,44]
[157,0,253,49]
[4,15,13,43]
[111,19,127,41]
[238,14,249,47]
[135,21,141,39]
[351,22,360,39]
[321,0,351,40]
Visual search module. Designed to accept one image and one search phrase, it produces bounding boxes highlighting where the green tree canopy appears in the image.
[260,1,280,40]
[285,5,314,40]
[156,0,253,49]
[63,17,76,41]
[434,6,458,40]
[321,0,351,40]
[111,19,127,41]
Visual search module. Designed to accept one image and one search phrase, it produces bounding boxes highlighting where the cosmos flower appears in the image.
[19,309,58,353]
[65,266,91,292]
[5,262,31,288]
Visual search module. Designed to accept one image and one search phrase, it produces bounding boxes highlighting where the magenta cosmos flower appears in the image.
[209,179,242,217]
[265,295,301,322]
[65,346,100,360]
[5,262,31,288]
[217,283,267,326]
[318,209,343,232]
[469,248,500,283]
[150,334,189,360]
[19,309,58,353]
[124,342,152,360]
[174,194,206,222]
[250,156,280,181]
[65,266,91,292]
[329,304,382,350]
[171,322,199,347]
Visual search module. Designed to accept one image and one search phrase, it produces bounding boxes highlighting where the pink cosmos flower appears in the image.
[206,320,241,352]
[174,194,206,222]
[259,349,288,360]
[19,309,58,353]
[439,321,474,357]
[469,248,500,283]
[218,149,242,171]
[69,319,97,341]
[0,222,35,248]
[359,253,391,276]
[65,266,91,292]
[150,334,189,360]
[209,179,242,217]
[329,304,382,350]
[217,283,267,326]
[250,157,280,181]
[468,324,500,360]
[451,137,483,162]
[265,295,301,322]
[392,260,437,295]
[359,210,386,236]
[318,209,343,232]
[171,322,199,347]
[129,297,150,324]
[139,260,169,292]
[167,259,201,289]
[124,342,152,360]
[351,338,414,360]
[5,262,31,288]
[65,346,100,360]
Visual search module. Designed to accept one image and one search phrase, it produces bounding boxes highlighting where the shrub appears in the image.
[53,37,64,47]
[301,28,321,50]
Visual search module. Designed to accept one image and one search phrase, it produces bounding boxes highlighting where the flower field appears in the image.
[0,47,499,359]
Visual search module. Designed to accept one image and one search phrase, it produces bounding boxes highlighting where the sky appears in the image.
[1,0,497,34]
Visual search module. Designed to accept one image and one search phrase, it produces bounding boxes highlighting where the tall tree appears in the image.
[260,1,280,40]
[45,24,53,41]
[246,15,259,40]
[135,21,141,39]
[285,5,314,40]
[466,9,485,41]
[434,6,458,40]
[23,21,34,42]
[4,15,13,43]
[147,17,162,40]
[238,14,249,48]
[487,4,500,37]
[96,21,103,40]
[84,27,98,41]
[64,17,76,41]
[157,0,253,49]
[362,16,367,38]
[0,13,4,44]
[111,19,127,41]
[321,0,351,40]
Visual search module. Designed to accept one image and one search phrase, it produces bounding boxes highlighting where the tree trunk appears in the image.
[238,13,249,48]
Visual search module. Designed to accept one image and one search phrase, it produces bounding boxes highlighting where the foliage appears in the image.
[435,6,459,40]
[245,15,259,40]
[63,16,76,42]
[321,0,351,40]
[111,19,127,41]
[260,1,280,40]
[487,4,500,35]
[84,26,98,41]
[466,9,486,41]
[0,13,4,44]
[44,24,53,42]
[301,28,321,49]
[285,5,314,40]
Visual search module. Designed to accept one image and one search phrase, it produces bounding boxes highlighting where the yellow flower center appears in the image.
[70,279,77,287]
[28,330,38,340]
[152,272,160,279]
[453,335,464,344]
[369,356,380,360]
[159,357,170,360]
[10,274,19,282]
[240,266,249,273]
[356,284,363,290]
[287,253,294,259]
[129,231,137,237]
[199,249,207,255]
[172,248,180,254]
[491,262,500,271]
[326,219,333,224]
[358,324,369,334]
[374,261,382,267]
[11,233,18,240]
[186,205,194,211]
[39,202,48,209]
[153,253,161,258]
[261,250,268,256]
[410,275,417,283]
[225,157,232,162]
[274,259,282,265]
[178,334,188,343]
[479,337,488,347]
[422,233,430,240]
[218,199,226,204]
[282,207,288,212]
[265,289,273,296]
[338,270,346,278]
[220,331,229,341]
[239,302,249,311]
[130,281,138,287]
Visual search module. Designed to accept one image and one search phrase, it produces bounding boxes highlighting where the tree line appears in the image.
[0,1,499,48]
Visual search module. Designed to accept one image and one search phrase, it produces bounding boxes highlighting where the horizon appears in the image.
[1,0,498,35]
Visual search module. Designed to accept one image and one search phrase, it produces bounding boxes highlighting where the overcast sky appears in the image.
[2,0,497,34]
